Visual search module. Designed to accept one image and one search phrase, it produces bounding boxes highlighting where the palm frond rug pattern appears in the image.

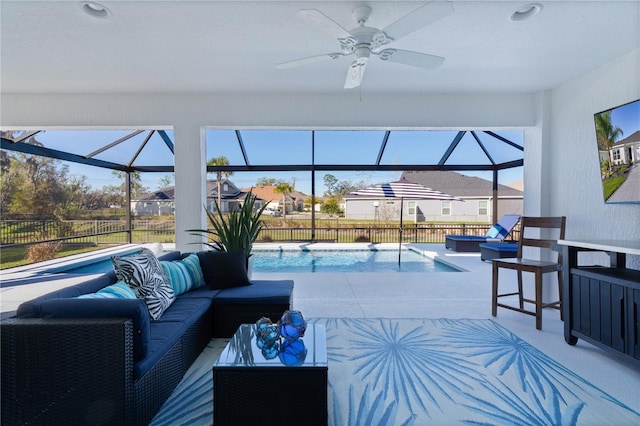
[151,318,639,425]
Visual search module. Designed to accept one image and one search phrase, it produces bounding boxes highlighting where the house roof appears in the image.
[401,171,523,198]
[243,186,293,204]
[136,180,243,201]
[205,180,242,199]
[289,190,309,201]
[507,180,524,192]
[135,187,176,202]
[613,130,640,147]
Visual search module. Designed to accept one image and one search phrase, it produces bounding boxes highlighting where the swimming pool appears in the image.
[59,249,459,274]
[252,249,459,273]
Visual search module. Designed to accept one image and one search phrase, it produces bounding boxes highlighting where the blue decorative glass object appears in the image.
[261,341,279,360]
[255,317,272,335]
[278,338,307,366]
[278,310,307,340]
[260,324,280,345]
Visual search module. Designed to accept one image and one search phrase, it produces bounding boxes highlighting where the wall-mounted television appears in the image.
[593,99,640,204]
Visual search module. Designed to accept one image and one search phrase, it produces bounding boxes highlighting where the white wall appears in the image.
[539,48,640,268]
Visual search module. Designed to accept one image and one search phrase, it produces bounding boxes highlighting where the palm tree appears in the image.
[274,181,294,223]
[595,111,624,158]
[207,156,232,212]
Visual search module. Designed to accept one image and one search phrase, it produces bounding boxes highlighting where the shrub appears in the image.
[354,235,371,242]
[26,240,62,263]
[261,235,274,242]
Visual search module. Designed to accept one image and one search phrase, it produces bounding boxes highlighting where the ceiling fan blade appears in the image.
[297,9,353,40]
[276,53,343,69]
[344,59,368,89]
[378,49,444,69]
[381,0,454,41]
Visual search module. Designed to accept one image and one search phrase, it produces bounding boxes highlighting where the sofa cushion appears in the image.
[214,280,293,305]
[197,250,250,290]
[160,253,205,295]
[134,320,185,379]
[16,272,118,317]
[77,281,137,299]
[35,298,151,361]
[153,296,211,325]
[132,297,212,378]
[177,286,222,300]
[112,248,176,320]
[157,251,184,262]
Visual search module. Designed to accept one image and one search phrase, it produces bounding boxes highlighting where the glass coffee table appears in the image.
[213,323,328,425]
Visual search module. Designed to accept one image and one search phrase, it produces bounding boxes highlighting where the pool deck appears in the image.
[1,242,639,411]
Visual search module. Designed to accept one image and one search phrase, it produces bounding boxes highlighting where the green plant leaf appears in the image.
[187,190,267,260]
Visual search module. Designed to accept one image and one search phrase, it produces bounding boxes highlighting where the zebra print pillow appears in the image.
[112,248,176,320]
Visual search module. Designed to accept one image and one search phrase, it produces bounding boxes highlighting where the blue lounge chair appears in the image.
[445,214,521,252]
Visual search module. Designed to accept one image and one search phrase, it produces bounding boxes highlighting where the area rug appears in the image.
[151,318,639,425]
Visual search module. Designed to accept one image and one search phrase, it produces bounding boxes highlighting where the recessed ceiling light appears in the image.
[510,3,543,21]
[81,2,111,19]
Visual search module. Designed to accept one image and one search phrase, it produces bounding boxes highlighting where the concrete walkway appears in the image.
[608,162,640,203]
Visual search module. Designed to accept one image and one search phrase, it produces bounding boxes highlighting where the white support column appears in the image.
[173,124,206,252]
[525,90,558,302]
[524,90,552,217]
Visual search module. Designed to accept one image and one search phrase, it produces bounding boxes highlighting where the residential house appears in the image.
[343,171,523,223]
[403,171,523,222]
[608,130,640,166]
[244,186,306,213]
[132,187,175,217]
[133,180,248,216]
[205,180,246,213]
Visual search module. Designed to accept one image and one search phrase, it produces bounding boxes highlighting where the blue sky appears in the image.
[10,129,526,195]
[606,98,640,139]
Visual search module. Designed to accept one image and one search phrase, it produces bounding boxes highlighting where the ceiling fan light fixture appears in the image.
[81,2,111,19]
[510,3,543,21]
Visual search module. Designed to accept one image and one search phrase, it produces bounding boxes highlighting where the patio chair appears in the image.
[445,214,521,252]
[491,216,566,330]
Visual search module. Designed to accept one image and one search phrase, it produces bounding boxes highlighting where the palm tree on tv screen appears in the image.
[595,111,624,165]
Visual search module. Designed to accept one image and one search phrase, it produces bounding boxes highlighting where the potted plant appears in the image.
[189,190,268,268]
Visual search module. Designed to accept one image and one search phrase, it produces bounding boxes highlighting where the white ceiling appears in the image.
[1,0,639,95]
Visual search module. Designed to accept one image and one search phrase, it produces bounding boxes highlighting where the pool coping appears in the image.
[1,243,156,279]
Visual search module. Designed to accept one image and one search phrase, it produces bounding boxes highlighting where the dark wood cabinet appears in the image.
[560,240,640,362]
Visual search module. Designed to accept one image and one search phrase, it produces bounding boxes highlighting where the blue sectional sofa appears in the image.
[1,250,293,426]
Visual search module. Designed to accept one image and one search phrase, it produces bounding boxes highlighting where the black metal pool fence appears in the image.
[1,219,520,248]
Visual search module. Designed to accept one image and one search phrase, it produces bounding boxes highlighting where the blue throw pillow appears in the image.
[77,281,137,299]
[197,250,250,290]
[160,253,205,295]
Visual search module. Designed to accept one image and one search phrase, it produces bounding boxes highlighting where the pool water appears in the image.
[61,249,460,274]
[252,250,459,273]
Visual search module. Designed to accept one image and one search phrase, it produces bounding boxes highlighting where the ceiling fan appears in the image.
[276,1,454,89]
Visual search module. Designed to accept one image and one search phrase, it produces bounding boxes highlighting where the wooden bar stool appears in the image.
[491,216,566,330]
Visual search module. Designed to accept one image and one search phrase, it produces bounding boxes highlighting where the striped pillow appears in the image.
[160,253,205,296]
[77,281,137,299]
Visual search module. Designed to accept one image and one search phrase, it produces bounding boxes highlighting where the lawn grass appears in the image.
[0,245,113,270]
[602,176,626,200]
